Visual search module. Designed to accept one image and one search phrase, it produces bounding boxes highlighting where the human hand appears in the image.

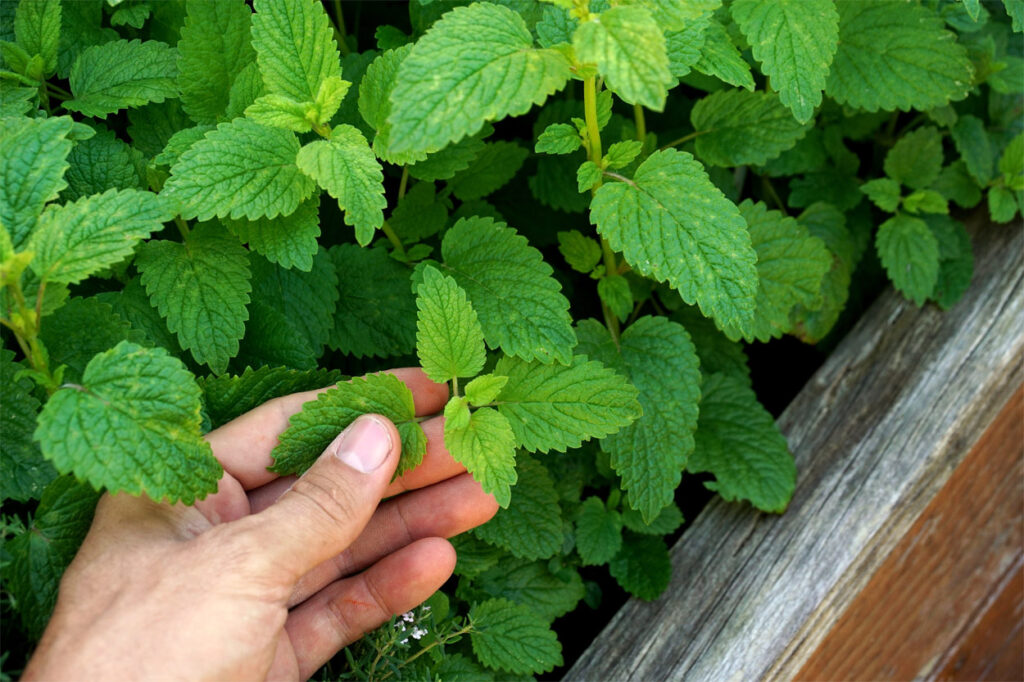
[23,368,498,681]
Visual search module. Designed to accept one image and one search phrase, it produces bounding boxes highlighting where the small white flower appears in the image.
[402,611,415,623]
[411,627,428,640]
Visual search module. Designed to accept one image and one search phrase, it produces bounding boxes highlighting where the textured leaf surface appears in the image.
[608,532,671,600]
[249,249,338,354]
[251,0,341,103]
[441,217,576,364]
[136,222,252,374]
[576,317,701,521]
[30,189,171,285]
[387,3,571,155]
[536,123,581,154]
[790,202,854,343]
[198,366,344,430]
[693,19,754,90]
[14,0,60,75]
[61,129,143,201]
[861,178,902,212]
[731,0,838,123]
[574,6,673,110]
[825,0,973,112]
[445,407,518,508]
[575,496,622,566]
[295,125,385,245]
[270,373,424,477]
[235,302,316,371]
[388,181,448,242]
[672,305,751,384]
[474,454,560,556]
[224,195,321,271]
[474,558,584,622]
[688,372,796,512]
[416,266,486,383]
[449,141,529,201]
[39,297,146,384]
[875,214,940,306]
[691,89,811,167]
[329,244,417,358]
[621,502,684,536]
[177,0,255,123]
[493,354,640,453]
[558,230,602,273]
[470,598,563,675]
[885,126,943,190]
[95,278,182,356]
[34,342,222,503]
[951,115,994,185]
[590,149,757,330]
[1,349,56,502]
[66,39,179,118]
[164,118,315,221]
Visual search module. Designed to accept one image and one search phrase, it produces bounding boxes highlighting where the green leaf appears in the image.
[575,496,622,566]
[198,366,344,430]
[492,354,640,453]
[445,407,518,508]
[604,140,643,170]
[693,18,755,91]
[608,532,671,600]
[875,213,940,306]
[573,6,673,110]
[270,372,426,477]
[29,189,171,285]
[666,18,712,79]
[235,301,316,371]
[576,160,602,193]
[249,249,338,354]
[998,132,1024,179]
[177,0,255,124]
[359,45,410,133]
[0,115,73,248]
[452,533,505,578]
[474,453,560,556]
[598,275,633,322]
[95,278,182,357]
[860,177,902,212]
[789,202,854,343]
[66,39,179,118]
[408,135,488,182]
[416,265,486,383]
[951,115,994,186]
[903,189,949,215]
[163,118,315,221]
[387,2,571,156]
[6,476,99,639]
[449,141,529,201]
[884,126,943,191]
[536,123,581,154]
[251,0,341,103]
[1005,0,1024,32]
[557,230,602,273]
[720,200,832,342]
[244,94,316,132]
[621,501,683,535]
[691,89,812,167]
[14,0,60,76]
[926,214,973,310]
[672,304,751,384]
[295,125,385,246]
[469,598,563,675]
[153,125,214,168]
[136,222,252,374]
[988,186,1020,223]
[625,0,721,31]
[445,395,472,431]
[825,0,973,112]
[590,149,757,330]
[224,195,321,272]
[35,341,222,503]
[39,297,148,384]
[689,372,795,512]
[576,316,701,522]
[389,181,448,242]
[474,558,585,622]
[110,3,150,29]
[932,161,982,209]
[465,374,509,407]
[1,349,56,502]
[328,244,417,359]
[440,217,576,365]
[731,0,838,123]
[61,129,144,202]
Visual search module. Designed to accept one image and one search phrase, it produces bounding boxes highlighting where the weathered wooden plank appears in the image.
[796,387,1023,681]
[566,216,1024,682]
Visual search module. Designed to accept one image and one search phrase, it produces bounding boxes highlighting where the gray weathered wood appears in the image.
[566,216,1024,682]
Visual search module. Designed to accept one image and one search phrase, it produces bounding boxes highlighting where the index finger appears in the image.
[204,368,448,490]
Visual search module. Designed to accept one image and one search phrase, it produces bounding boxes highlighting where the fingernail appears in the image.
[330,415,393,473]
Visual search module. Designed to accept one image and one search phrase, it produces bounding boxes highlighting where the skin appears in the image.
[23,368,498,681]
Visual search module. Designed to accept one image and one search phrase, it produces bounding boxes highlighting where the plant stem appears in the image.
[398,165,410,200]
[761,176,787,214]
[45,81,71,99]
[377,624,475,682]
[174,216,191,240]
[332,0,353,55]
[633,103,646,142]
[380,219,406,258]
[659,129,709,150]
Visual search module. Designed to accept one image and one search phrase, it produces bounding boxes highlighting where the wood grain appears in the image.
[796,387,1023,681]
[565,216,1024,682]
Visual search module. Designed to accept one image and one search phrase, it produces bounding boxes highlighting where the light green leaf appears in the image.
[536,123,581,154]
[557,230,602,273]
[387,2,571,156]
[269,372,425,477]
[465,374,509,407]
[449,141,529,201]
[731,0,838,123]
[608,532,671,600]
[445,407,518,508]
[575,496,622,566]
[416,265,486,383]
[359,45,411,133]
[576,160,602,193]
[223,195,321,272]
[1,349,56,502]
[295,125,385,246]
[0,115,73,248]
[35,341,222,503]
[469,598,563,675]
[225,60,265,119]
[624,0,721,31]
[903,189,949,215]
[998,132,1024,178]
[604,140,643,170]
[589,149,757,330]
[251,0,341,103]
[691,89,812,167]
[66,39,179,118]
[988,186,1019,223]
[135,222,252,374]
[15,0,60,75]
[693,18,755,90]
[29,189,171,285]
[884,126,943,190]
[825,0,973,112]
[198,366,344,430]
[244,94,315,132]
[1006,0,1024,32]
[576,316,701,522]
[313,75,350,124]
[440,217,576,365]
[689,372,795,512]
[153,125,213,168]
[177,0,255,124]
[875,214,940,306]
[860,177,902,212]
[573,5,673,110]
[951,115,994,186]
[474,453,560,555]
[164,118,315,221]
[598,275,633,322]
[473,558,584,623]
[666,17,712,79]
[445,395,472,431]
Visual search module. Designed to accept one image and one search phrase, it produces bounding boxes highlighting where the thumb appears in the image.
[238,414,400,581]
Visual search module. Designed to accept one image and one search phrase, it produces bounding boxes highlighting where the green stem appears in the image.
[377,624,475,682]
[398,165,410,200]
[174,216,191,240]
[659,129,709,151]
[583,77,603,163]
[451,376,460,398]
[761,176,787,214]
[380,219,406,258]
[332,0,353,55]
[45,81,71,98]
[633,103,646,142]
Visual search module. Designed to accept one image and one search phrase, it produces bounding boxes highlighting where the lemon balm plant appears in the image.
[1,0,1021,678]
